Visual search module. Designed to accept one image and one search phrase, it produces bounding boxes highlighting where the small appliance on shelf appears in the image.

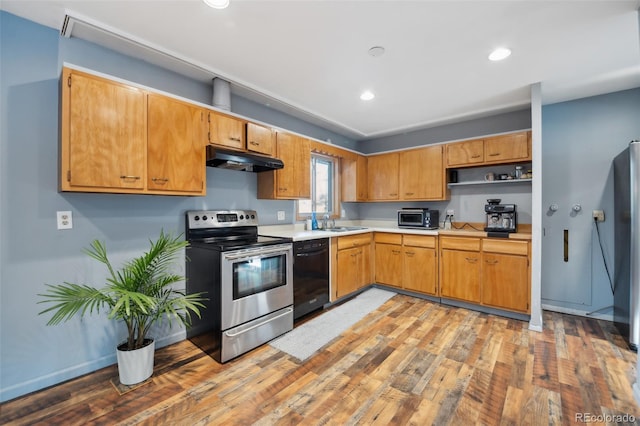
[484,199,517,233]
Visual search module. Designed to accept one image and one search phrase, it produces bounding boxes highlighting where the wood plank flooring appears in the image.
[2,294,639,425]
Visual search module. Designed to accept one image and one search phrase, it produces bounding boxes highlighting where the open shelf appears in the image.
[448,178,532,188]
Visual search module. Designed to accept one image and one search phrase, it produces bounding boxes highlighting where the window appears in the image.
[298,154,338,217]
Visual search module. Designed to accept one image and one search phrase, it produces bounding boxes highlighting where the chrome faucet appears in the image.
[322,214,330,229]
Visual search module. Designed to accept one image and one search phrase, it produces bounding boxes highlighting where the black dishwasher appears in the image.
[293,238,329,320]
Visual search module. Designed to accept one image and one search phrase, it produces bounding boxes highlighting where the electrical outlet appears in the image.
[277,210,285,221]
[57,210,73,229]
[446,209,455,216]
[592,210,605,222]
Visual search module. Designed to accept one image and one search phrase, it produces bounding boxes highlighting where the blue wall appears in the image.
[540,88,640,317]
[0,11,359,402]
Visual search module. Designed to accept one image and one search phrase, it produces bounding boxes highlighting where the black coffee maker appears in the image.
[484,199,517,233]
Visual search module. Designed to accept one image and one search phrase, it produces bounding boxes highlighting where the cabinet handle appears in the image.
[485,259,499,264]
[249,141,259,146]
[229,137,241,142]
[390,193,398,197]
[465,257,478,263]
[392,249,401,255]
[471,154,481,159]
[488,153,500,157]
[278,187,288,192]
[120,175,141,180]
[405,192,414,196]
[151,177,169,184]
[405,251,415,256]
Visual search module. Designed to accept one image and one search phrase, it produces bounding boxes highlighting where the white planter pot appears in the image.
[116,339,155,385]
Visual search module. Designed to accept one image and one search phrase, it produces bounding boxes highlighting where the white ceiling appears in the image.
[3,0,640,140]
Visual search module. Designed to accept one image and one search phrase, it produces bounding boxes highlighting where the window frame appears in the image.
[296,153,341,220]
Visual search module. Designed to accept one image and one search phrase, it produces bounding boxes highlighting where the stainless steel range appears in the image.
[185,209,293,363]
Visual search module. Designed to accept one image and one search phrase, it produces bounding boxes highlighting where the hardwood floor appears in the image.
[2,294,639,425]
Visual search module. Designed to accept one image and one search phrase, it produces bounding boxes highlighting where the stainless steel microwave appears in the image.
[397,208,439,229]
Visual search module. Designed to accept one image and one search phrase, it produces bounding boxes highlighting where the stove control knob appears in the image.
[194,215,200,221]
[202,215,208,221]
[239,215,244,220]
[251,214,255,219]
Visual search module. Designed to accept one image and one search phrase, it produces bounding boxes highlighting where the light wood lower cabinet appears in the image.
[481,239,530,313]
[374,233,438,296]
[439,236,530,313]
[440,240,481,303]
[335,233,372,299]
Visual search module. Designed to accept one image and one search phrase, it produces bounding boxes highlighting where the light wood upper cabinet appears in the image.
[400,145,444,200]
[147,94,206,195]
[257,132,310,199]
[61,68,146,192]
[445,139,484,167]
[246,122,275,156]
[367,152,399,201]
[208,112,245,150]
[341,154,368,202]
[484,132,529,164]
[445,131,531,168]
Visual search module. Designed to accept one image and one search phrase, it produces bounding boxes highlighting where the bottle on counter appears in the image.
[311,212,318,230]
[306,216,313,230]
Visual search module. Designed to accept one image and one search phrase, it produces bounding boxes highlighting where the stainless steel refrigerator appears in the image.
[614,140,640,349]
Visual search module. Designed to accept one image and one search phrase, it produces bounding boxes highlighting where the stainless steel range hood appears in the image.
[206,146,284,172]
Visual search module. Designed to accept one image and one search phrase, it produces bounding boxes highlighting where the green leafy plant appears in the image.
[38,231,206,351]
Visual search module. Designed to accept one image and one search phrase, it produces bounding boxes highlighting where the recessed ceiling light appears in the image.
[368,46,385,57]
[360,90,375,101]
[203,0,230,9]
[489,47,511,61]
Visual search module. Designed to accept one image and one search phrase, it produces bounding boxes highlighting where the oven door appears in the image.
[398,210,425,227]
[221,243,293,330]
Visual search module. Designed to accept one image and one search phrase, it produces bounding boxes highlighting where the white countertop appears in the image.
[259,221,438,241]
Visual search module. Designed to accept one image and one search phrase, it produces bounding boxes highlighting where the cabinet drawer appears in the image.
[482,239,528,255]
[374,232,402,245]
[338,233,372,250]
[440,236,480,251]
[403,234,436,248]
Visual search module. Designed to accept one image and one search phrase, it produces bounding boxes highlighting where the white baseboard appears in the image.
[542,304,613,322]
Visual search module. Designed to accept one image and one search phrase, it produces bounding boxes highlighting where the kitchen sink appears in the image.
[324,226,368,232]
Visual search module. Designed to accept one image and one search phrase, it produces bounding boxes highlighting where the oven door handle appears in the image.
[223,245,291,261]
[223,307,293,338]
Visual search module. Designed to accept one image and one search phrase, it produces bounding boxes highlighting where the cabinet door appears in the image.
[484,132,529,163]
[403,247,437,295]
[360,241,372,287]
[63,69,146,190]
[294,137,311,198]
[375,243,403,287]
[400,145,444,200]
[445,139,483,167]
[336,247,361,298]
[247,122,274,156]
[274,132,298,198]
[367,153,399,200]
[356,155,368,201]
[147,94,206,194]
[482,253,530,313]
[341,154,368,202]
[209,112,244,150]
[440,249,481,303]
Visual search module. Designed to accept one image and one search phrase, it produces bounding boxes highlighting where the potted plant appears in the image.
[38,231,206,385]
